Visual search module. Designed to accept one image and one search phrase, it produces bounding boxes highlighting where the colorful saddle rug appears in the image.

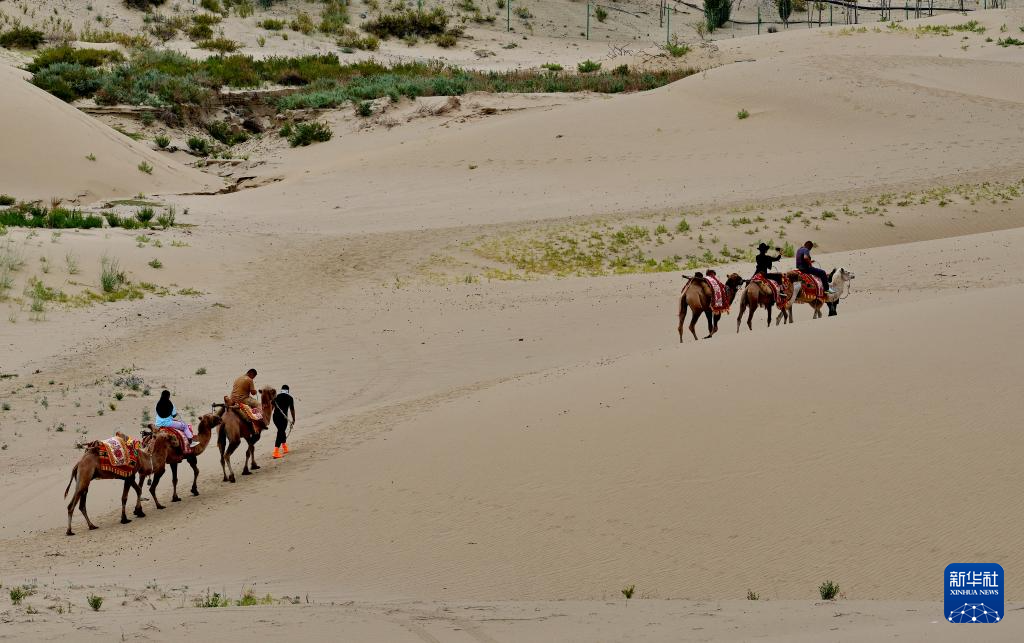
[789,271,824,301]
[706,275,730,314]
[237,403,263,423]
[159,426,192,455]
[98,434,141,477]
[752,274,789,309]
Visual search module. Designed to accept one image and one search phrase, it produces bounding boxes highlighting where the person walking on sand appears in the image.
[272,385,296,459]
[155,390,198,448]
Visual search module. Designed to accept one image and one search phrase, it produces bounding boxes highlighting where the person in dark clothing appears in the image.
[272,385,296,459]
[795,241,833,294]
[754,242,783,282]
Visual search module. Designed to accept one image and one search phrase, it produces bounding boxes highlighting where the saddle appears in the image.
[224,396,266,431]
[97,433,141,476]
[705,274,730,314]
[787,270,824,301]
[146,424,192,455]
[752,273,789,308]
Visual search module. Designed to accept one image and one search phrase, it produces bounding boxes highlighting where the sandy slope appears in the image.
[191,11,1024,234]
[0,63,219,203]
[3,8,1024,642]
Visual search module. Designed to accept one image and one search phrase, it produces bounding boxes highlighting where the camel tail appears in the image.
[64,463,78,498]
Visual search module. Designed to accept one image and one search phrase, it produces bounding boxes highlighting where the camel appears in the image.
[63,432,172,536]
[776,268,855,323]
[736,276,786,332]
[141,413,222,509]
[213,387,275,483]
[677,272,745,342]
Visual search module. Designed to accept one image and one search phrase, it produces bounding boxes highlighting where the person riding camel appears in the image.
[229,368,266,431]
[795,241,834,295]
[754,242,783,281]
[154,390,198,449]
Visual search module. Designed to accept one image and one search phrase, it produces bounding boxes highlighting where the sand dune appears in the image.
[0,63,219,203]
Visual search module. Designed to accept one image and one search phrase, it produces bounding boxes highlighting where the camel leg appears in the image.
[250,444,260,471]
[702,309,715,339]
[149,468,166,510]
[188,456,200,496]
[746,304,755,331]
[224,440,239,483]
[678,305,687,343]
[120,477,133,525]
[133,476,145,517]
[766,303,773,328]
[219,439,229,482]
[67,483,83,536]
[736,299,745,333]
[242,441,252,476]
[170,462,181,502]
[79,489,98,531]
[688,311,700,341]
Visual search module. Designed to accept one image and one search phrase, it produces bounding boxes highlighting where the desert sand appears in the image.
[2,1,1024,640]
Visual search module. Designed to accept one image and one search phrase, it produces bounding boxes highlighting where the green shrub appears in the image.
[595,6,608,22]
[0,26,45,49]
[100,255,126,293]
[137,161,154,174]
[187,136,211,156]
[31,63,102,102]
[356,100,373,117]
[577,59,601,73]
[0,195,15,206]
[195,591,230,608]
[154,134,170,148]
[737,108,750,119]
[197,38,241,53]
[156,207,176,229]
[206,120,249,146]
[291,11,315,34]
[435,33,457,48]
[105,212,141,229]
[136,206,155,224]
[337,33,380,51]
[87,595,103,611]
[27,46,124,73]
[676,218,690,233]
[320,0,350,35]
[288,121,332,147]
[819,580,840,600]
[665,41,690,58]
[125,0,168,9]
[541,63,563,71]
[0,204,103,229]
[260,19,285,30]
[704,0,731,32]
[364,8,449,39]
[200,0,224,13]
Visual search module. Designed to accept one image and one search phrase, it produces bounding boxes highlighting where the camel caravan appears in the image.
[64,370,294,536]
[677,241,855,342]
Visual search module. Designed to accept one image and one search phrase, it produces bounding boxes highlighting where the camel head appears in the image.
[836,268,855,283]
[724,273,744,290]
[196,412,222,435]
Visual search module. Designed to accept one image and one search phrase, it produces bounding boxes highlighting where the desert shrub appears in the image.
[138,161,154,174]
[355,100,373,116]
[704,0,731,32]
[124,0,168,9]
[577,59,601,73]
[514,6,532,19]
[291,11,315,34]
[260,19,285,30]
[793,0,807,10]
[819,580,840,600]
[135,206,155,224]
[105,212,141,229]
[27,46,124,73]
[595,6,608,22]
[612,64,629,76]
[541,63,563,71]
[195,591,230,608]
[320,0,350,35]
[87,595,103,611]
[0,195,15,206]
[100,255,126,293]
[364,8,448,39]
[665,41,690,57]
[747,589,760,600]
[206,120,249,146]
[435,32,457,48]
[156,207,175,229]
[200,0,224,13]
[79,28,150,49]
[154,134,170,148]
[0,204,103,229]
[737,108,749,119]
[288,121,332,146]
[197,37,241,53]
[337,32,380,51]
[187,136,211,156]
[0,26,46,49]
[31,63,103,102]
[777,0,793,24]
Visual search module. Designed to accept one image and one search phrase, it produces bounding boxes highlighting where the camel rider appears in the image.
[230,368,259,408]
[754,243,783,281]
[796,241,834,295]
[155,390,199,449]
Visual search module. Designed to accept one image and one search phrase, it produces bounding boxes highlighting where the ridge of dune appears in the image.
[0,63,220,203]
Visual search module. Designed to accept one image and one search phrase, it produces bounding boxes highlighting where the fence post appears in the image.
[586,3,590,40]
[666,5,671,43]
[830,5,833,25]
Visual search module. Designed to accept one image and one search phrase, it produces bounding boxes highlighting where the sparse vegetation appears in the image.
[195,367,207,375]
[737,108,750,120]
[138,161,154,175]
[148,258,162,269]
[577,59,601,73]
[195,590,230,608]
[621,584,635,599]
[197,37,241,53]
[819,580,840,600]
[0,204,103,230]
[364,8,449,40]
[0,26,45,49]
[288,121,333,147]
[188,136,212,156]
[665,40,690,57]
[747,589,760,600]
[100,255,126,294]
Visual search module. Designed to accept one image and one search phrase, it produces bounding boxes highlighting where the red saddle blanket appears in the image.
[237,403,263,423]
[792,271,824,300]
[158,426,192,455]
[706,275,730,314]
[752,274,788,308]
[98,434,141,477]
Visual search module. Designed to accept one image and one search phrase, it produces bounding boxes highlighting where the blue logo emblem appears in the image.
[945,563,1003,623]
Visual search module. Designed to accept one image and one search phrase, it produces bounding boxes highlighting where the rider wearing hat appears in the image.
[754,242,783,281]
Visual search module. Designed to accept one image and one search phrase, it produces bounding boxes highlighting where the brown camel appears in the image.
[736,276,788,332]
[213,387,275,483]
[141,413,222,509]
[677,272,744,342]
[63,432,172,536]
